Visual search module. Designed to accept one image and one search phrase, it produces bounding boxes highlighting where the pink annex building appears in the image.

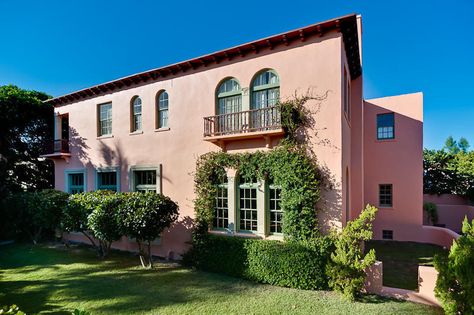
[43,14,444,258]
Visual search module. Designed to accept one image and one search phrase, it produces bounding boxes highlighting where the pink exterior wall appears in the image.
[50,15,432,257]
[424,193,469,205]
[362,93,424,241]
[53,32,348,257]
[424,194,474,233]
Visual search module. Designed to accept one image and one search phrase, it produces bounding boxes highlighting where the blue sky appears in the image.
[1,0,472,149]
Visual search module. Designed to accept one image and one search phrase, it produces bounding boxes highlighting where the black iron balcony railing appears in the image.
[204,106,282,137]
[52,139,69,153]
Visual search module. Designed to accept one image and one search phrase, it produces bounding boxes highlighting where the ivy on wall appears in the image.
[194,93,326,241]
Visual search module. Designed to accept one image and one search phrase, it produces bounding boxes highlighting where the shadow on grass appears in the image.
[0,243,247,314]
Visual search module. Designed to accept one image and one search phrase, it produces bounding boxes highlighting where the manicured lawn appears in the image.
[0,243,441,315]
[365,241,448,291]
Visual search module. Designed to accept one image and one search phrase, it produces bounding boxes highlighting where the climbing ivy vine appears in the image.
[194,94,325,241]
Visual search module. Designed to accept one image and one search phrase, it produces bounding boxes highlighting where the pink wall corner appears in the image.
[363,92,424,241]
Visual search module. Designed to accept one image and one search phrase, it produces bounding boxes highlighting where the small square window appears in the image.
[382,230,393,240]
[377,113,394,140]
[68,173,85,194]
[379,184,393,208]
[97,171,118,191]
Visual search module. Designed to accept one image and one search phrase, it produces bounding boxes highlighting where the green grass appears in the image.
[365,241,448,291]
[0,243,442,315]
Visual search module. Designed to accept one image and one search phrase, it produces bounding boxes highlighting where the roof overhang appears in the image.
[46,14,361,106]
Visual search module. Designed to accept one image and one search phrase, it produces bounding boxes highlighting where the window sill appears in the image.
[375,138,396,143]
[379,206,394,210]
[208,230,262,239]
[129,130,143,136]
[97,135,114,140]
[154,127,170,133]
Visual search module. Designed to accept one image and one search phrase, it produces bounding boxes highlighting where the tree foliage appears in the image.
[434,217,474,315]
[118,192,179,268]
[326,205,378,301]
[3,189,68,243]
[424,137,474,201]
[0,85,53,197]
[423,202,438,225]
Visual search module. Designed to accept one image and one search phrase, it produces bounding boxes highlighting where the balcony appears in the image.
[203,106,284,148]
[41,139,71,162]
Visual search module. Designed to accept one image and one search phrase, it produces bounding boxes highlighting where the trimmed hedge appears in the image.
[184,234,333,290]
[1,189,68,243]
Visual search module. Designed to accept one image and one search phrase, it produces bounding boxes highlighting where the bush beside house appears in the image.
[185,205,378,297]
[435,217,474,314]
[2,189,68,243]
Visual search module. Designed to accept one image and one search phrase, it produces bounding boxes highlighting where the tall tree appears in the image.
[0,85,54,198]
[444,136,460,154]
[458,137,470,153]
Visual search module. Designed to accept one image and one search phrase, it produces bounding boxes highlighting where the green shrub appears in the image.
[245,237,333,289]
[326,205,378,301]
[0,304,25,314]
[184,234,248,277]
[434,217,474,315]
[64,191,122,258]
[87,191,123,258]
[3,189,68,243]
[424,202,438,225]
[184,234,333,290]
[118,192,179,268]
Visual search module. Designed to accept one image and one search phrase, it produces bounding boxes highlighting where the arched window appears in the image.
[250,70,280,131]
[131,96,142,132]
[216,78,242,134]
[251,70,279,110]
[156,91,169,129]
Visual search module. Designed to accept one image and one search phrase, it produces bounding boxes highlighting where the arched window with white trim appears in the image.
[156,91,169,129]
[250,70,280,131]
[251,70,279,110]
[216,78,242,134]
[131,96,142,132]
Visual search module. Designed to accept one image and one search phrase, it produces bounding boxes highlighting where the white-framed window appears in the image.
[65,169,87,194]
[212,174,288,237]
[156,91,169,129]
[213,175,229,230]
[98,102,112,136]
[131,96,142,132]
[95,167,120,192]
[238,178,258,232]
[343,65,351,120]
[216,78,242,134]
[268,184,283,234]
[130,165,161,193]
[379,184,393,208]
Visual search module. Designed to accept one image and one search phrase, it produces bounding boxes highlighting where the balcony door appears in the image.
[217,78,242,135]
[250,70,280,131]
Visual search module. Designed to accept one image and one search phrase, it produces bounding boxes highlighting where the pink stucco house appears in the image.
[43,14,447,258]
